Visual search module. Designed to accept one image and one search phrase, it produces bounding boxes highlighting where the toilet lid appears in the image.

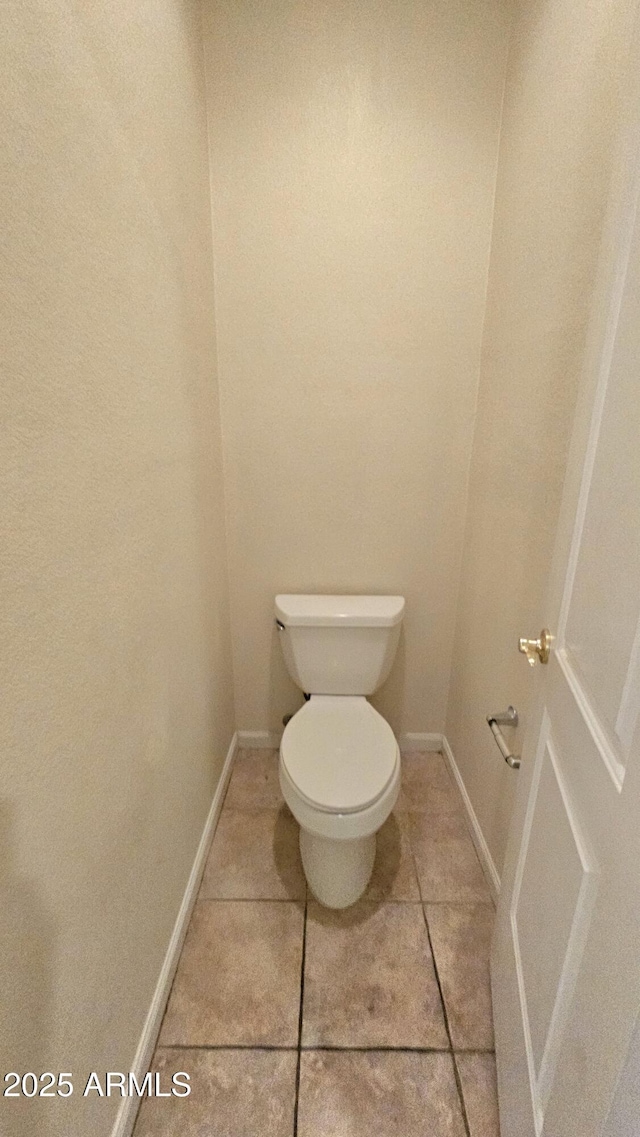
[281,697,398,814]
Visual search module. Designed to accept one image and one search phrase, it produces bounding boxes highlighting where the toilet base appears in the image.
[299,828,376,909]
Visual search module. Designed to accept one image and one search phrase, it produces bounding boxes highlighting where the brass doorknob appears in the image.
[518,629,552,666]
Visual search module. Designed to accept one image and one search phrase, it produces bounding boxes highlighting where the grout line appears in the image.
[452,1051,473,1137]
[197,896,432,905]
[197,896,306,904]
[195,895,491,905]
[407,811,425,905]
[292,894,308,1137]
[155,1041,496,1055]
[408,821,472,1136]
[196,896,479,907]
[405,897,494,907]
[157,1043,297,1051]
[300,1045,458,1054]
[421,904,472,1137]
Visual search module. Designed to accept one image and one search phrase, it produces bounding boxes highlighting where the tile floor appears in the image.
[133,749,500,1137]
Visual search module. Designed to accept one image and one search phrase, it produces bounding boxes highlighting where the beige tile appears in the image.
[456,1052,501,1137]
[410,812,492,903]
[362,810,421,902]
[160,900,303,1046]
[133,1047,297,1137]
[427,904,495,1050]
[224,749,283,809]
[298,1050,466,1137]
[200,806,305,900]
[398,752,465,816]
[302,901,448,1048]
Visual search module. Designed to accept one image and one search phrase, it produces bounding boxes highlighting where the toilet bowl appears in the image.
[280,696,401,907]
[275,594,405,908]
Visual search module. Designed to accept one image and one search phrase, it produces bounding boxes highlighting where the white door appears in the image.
[492,23,640,1137]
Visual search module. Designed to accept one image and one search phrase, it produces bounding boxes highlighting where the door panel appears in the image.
[563,205,640,763]
[513,725,596,1085]
[509,716,599,1132]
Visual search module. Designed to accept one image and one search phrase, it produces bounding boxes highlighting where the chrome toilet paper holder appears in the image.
[486,706,520,769]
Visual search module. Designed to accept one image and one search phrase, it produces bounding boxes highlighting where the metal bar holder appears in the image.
[486,706,520,769]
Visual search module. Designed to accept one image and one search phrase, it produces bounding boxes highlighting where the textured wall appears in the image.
[0,2,234,1134]
[204,0,510,737]
[446,0,636,876]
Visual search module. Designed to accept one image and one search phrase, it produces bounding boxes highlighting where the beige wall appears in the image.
[204,0,510,737]
[0,2,234,1134]
[446,0,636,876]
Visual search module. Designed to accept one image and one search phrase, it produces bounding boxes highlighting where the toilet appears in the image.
[275,594,405,908]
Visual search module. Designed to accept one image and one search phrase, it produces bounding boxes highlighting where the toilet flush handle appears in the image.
[275,619,286,631]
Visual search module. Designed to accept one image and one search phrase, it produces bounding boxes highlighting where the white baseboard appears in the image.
[441,734,501,903]
[399,732,444,753]
[237,729,282,749]
[111,731,238,1137]
[241,730,444,753]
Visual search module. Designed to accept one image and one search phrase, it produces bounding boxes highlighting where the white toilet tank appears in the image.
[275,595,405,695]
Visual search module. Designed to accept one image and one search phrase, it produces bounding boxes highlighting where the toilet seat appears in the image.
[281,696,398,814]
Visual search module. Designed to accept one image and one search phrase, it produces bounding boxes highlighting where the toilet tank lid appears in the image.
[275,594,405,627]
